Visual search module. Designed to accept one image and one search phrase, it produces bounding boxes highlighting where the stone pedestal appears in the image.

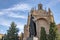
[23,38,27,40]
[27,37,38,40]
[33,37,38,40]
[27,37,33,40]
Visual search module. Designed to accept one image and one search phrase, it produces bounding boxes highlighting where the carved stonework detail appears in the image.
[23,3,54,40]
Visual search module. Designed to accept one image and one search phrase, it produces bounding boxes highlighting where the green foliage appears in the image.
[40,27,47,40]
[49,22,57,40]
[4,22,19,40]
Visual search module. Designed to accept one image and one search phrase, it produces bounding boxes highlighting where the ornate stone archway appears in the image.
[35,18,50,40]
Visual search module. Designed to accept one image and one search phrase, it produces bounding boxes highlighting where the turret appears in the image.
[48,8,53,15]
[48,8,54,23]
[38,3,43,10]
[27,12,31,26]
[30,8,34,13]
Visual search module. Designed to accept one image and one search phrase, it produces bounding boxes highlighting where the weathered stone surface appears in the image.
[0,34,4,40]
[27,37,38,40]
[27,37,33,40]
[24,25,29,38]
[23,3,54,40]
[33,37,38,40]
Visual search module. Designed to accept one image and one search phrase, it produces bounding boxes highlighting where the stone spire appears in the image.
[38,3,43,10]
[48,8,53,15]
[30,8,34,14]
[27,12,30,26]
[48,8,54,23]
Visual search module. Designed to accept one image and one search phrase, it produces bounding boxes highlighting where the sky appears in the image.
[0,0,60,34]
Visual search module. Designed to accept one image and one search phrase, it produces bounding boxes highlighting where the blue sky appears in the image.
[0,0,60,34]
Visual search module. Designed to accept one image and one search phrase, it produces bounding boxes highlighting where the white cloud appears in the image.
[0,3,30,34]
[7,12,27,19]
[0,30,4,34]
[1,3,31,11]
[0,15,25,35]
[0,19,11,27]
[16,22,24,34]
[0,18,25,34]
[0,12,4,15]
[0,30,4,32]
[10,3,31,11]
[0,11,27,19]
[0,3,31,19]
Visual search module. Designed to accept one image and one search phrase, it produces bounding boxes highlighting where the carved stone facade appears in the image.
[57,24,60,40]
[23,3,54,40]
[0,34,4,40]
[23,25,29,40]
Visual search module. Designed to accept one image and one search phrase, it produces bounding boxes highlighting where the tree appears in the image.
[5,22,19,40]
[40,27,47,40]
[49,22,57,40]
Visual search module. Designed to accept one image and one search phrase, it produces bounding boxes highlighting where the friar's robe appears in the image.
[29,15,37,37]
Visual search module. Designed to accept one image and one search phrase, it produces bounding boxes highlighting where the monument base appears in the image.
[27,37,38,40]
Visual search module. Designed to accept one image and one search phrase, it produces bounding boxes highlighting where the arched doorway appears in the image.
[35,18,49,39]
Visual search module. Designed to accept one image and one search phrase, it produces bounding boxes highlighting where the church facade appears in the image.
[23,3,54,40]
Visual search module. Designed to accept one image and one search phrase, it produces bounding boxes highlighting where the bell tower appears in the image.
[38,3,43,10]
